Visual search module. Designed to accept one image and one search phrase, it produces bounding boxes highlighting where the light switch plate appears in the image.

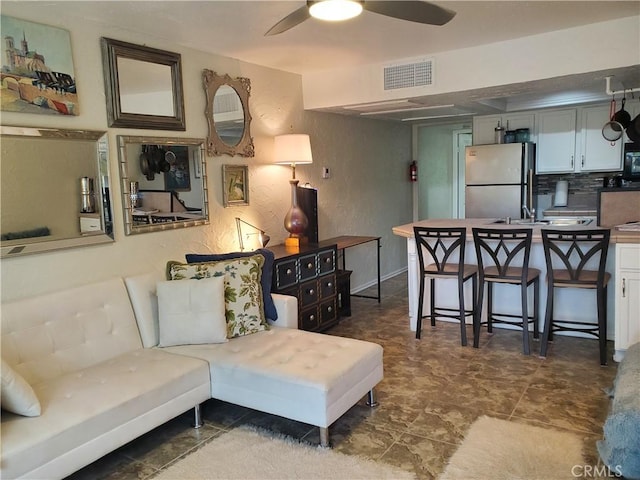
[322,167,330,179]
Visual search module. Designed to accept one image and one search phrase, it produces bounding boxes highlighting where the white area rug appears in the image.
[153,426,417,480]
[440,416,585,480]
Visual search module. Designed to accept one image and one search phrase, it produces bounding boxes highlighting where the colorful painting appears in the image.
[0,15,79,115]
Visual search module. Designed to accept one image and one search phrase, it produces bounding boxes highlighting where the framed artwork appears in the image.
[0,15,79,115]
[222,165,249,207]
[163,146,191,191]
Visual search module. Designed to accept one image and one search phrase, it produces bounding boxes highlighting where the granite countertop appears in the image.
[392,218,640,244]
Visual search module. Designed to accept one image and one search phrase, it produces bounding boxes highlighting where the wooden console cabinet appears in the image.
[268,243,338,332]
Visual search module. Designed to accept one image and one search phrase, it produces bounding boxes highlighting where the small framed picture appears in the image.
[222,164,249,207]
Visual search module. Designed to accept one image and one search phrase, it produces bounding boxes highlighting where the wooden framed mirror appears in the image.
[101,38,186,130]
[1,126,114,258]
[117,135,209,235]
[203,70,254,157]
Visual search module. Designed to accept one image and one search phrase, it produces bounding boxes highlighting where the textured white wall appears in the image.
[0,7,412,302]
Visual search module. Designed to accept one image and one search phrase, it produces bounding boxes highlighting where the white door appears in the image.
[454,130,472,218]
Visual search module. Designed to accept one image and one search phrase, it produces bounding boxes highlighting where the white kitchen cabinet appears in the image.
[472,113,535,145]
[614,243,640,362]
[579,104,623,172]
[536,109,577,173]
[537,105,623,174]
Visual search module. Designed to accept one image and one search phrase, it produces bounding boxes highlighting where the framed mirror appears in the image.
[102,38,186,130]
[117,135,209,235]
[203,70,254,157]
[1,126,114,258]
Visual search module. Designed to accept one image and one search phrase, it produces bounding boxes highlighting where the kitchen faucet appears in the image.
[522,205,536,222]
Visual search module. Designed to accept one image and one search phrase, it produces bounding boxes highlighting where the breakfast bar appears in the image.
[392,218,640,360]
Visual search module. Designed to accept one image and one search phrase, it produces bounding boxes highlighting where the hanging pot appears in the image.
[612,97,631,129]
[627,113,640,143]
[602,98,624,142]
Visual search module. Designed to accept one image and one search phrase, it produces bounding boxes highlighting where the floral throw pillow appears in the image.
[166,254,268,338]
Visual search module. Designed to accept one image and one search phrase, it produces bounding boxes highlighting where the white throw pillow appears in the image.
[1,358,41,417]
[157,276,227,347]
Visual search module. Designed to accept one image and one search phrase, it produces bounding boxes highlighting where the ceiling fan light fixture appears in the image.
[309,0,363,22]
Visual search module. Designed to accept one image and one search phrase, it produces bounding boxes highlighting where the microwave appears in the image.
[622,143,640,181]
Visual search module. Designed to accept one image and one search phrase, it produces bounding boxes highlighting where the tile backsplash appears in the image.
[535,172,620,195]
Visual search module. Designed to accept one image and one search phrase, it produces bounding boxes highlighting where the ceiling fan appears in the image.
[265,0,456,36]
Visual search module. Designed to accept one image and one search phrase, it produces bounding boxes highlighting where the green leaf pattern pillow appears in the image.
[166,254,268,338]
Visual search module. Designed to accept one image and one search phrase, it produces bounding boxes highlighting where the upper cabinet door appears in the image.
[536,109,577,174]
[472,115,502,145]
[580,104,623,172]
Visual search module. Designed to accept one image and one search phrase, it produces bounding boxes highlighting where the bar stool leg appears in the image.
[533,278,540,339]
[458,276,467,346]
[473,277,485,348]
[487,283,494,333]
[429,278,436,327]
[598,285,608,366]
[521,282,530,355]
[416,274,425,339]
[540,282,554,357]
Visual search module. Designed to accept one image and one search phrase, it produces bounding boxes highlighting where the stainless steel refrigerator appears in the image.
[464,143,535,219]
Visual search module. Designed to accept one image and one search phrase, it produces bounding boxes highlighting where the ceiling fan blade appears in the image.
[265,5,311,36]
[364,1,456,26]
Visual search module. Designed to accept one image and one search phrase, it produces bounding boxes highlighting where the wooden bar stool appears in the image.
[413,226,478,346]
[540,229,611,365]
[472,228,540,355]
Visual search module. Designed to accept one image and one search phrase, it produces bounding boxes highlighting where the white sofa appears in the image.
[1,272,383,479]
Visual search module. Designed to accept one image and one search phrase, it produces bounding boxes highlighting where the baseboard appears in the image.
[351,267,407,294]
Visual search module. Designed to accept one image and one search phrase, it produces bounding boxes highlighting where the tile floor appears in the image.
[67,273,618,480]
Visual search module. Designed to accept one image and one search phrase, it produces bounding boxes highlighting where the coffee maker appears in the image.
[80,177,96,213]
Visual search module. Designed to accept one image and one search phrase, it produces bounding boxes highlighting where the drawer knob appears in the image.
[307,262,314,269]
[327,306,333,312]
[286,268,293,275]
[324,258,331,263]
[310,315,315,321]
[307,289,315,295]
[327,282,333,288]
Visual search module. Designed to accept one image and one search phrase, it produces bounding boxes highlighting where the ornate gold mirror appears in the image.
[203,70,254,157]
[117,135,209,235]
[1,127,114,257]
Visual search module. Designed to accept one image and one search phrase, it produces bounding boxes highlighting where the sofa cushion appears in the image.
[1,359,41,417]
[0,349,210,480]
[167,255,268,338]
[163,328,384,427]
[186,249,278,321]
[157,277,227,347]
[124,271,164,348]
[1,278,143,386]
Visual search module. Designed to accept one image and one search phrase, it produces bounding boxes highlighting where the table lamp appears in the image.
[235,217,270,251]
[274,134,313,247]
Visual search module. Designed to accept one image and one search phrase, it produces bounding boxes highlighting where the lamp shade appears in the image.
[274,134,313,165]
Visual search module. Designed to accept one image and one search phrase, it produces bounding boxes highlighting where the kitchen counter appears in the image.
[392,218,639,348]
[392,218,640,243]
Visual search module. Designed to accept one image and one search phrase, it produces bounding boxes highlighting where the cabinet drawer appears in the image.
[300,306,320,331]
[619,245,640,269]
[300,279,319,308]
[318,249,336,275]
[320,298,337,325]
[275,259,297,289]
[299,253,318,281]
[320,273,336,298]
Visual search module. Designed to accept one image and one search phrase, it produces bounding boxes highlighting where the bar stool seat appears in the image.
[472,228,540,355]
[414,226,478,346]
[540,228,611,365]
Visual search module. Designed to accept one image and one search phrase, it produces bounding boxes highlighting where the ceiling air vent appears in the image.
[384,60,433,90]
